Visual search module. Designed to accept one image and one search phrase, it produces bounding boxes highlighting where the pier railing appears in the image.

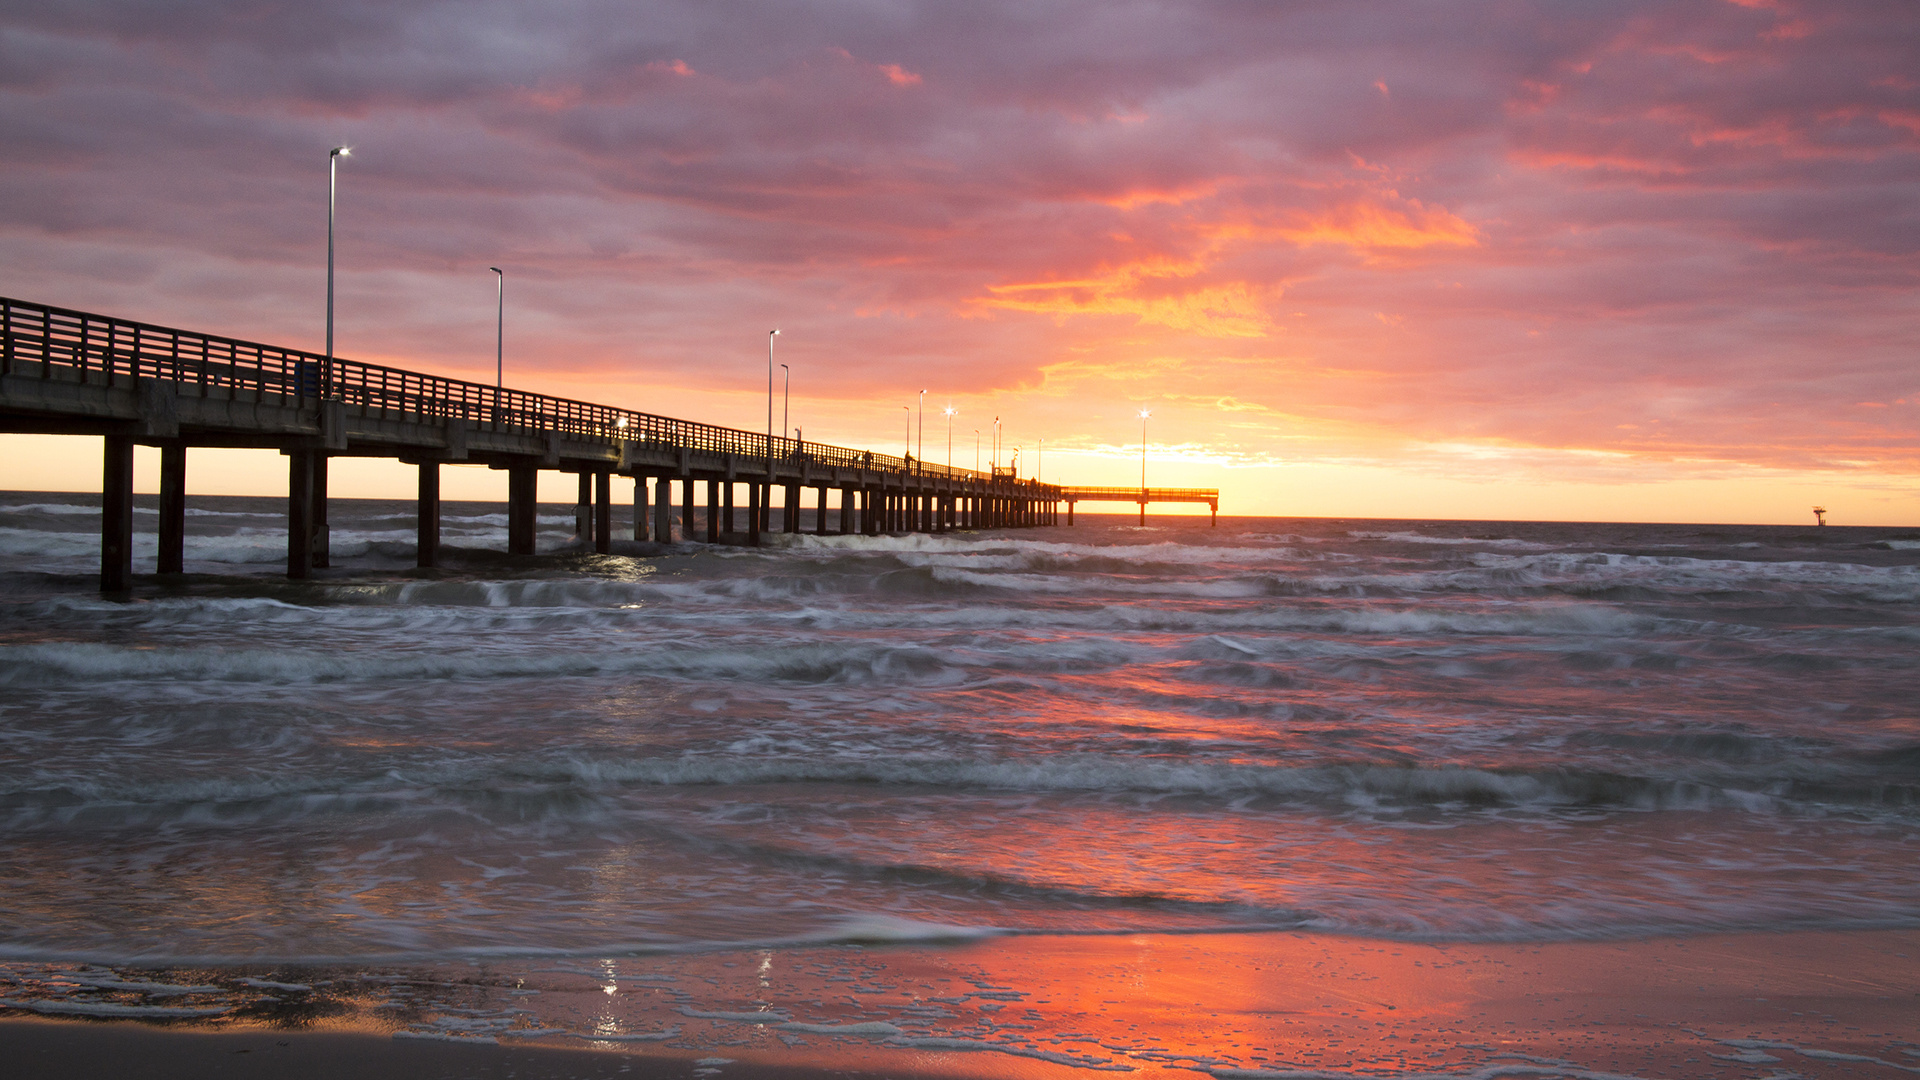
[0,296,1047,487]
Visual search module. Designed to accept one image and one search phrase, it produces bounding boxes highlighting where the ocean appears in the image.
[2,491,1916,1074]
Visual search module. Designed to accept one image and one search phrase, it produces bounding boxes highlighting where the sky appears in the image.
[2,0,1916,523]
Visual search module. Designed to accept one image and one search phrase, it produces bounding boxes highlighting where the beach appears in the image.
[2,494,1916,1076]
[5,930,1917,1077]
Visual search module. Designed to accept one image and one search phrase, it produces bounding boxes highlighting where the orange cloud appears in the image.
[977,195,1473,336]
[981,259,1272,338]
[879,63,922,86]
[1262,199,1480,250]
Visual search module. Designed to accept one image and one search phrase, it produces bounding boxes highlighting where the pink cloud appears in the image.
[0,0,1912,500]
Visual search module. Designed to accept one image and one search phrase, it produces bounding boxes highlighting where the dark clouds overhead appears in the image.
[1,0,1915,492]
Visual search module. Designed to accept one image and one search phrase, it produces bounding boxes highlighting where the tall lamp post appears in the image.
[1139,408,1151,527]
[489,267,503,392]
[902,406,911,462]
[326,146,350,383]
[992,417,1001,473]
[766,330,780,463]
[944,405,956,471]
[917,390,926,474]
[780,363,790,453]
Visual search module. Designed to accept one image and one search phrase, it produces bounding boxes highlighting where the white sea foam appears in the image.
[1349,530,1546,550]
[777,1020,902,1035]
[567,1027,680,1041]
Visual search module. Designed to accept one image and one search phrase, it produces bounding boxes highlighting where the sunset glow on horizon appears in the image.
[3,0,1915,523]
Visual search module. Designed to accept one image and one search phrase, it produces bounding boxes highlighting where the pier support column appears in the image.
[838,488,853,534]
[706,480,720,543]
[507,464,538,555]
[575,472,593,546]
[1210,503,1217,527]
[100,435,134,593]
[654,476,672,542]
[682,478,696,540]
[287,450,314,579]
[417,461,440,568]
[310,454,330,568]
[634,477,648,541]
[815,486,828,535]
[158,441,186,575]
[1067,501,1074,526]
[785,483,800,533]
[748,483,762,546]
[594,470,611,554]
[724,481,736,536]
[1139,500,1146,527]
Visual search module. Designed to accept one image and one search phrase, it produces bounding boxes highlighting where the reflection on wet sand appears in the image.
[5,930,1917,1078]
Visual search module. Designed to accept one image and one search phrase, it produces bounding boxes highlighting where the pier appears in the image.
[1,297,1221,591]
[1059,485,1219,527]
[0,297,1095,592]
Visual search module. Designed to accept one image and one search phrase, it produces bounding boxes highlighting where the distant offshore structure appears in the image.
[1812,506,1827,526]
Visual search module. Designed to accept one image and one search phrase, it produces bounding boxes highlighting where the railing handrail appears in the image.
[0,295,1068,493]
[1060,485,1219,500]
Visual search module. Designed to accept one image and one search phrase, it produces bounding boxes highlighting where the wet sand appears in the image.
[4,929,1917,1079]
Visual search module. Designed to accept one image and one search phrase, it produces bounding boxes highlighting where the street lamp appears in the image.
[767,330,780,461]
[917,389,926,474]
[943,404,956,471]
[1139,409,1151,491]
[992,417,1001,473]
[902,405,911,463]
[780,363,790,455]
[489,267,503,391]
[326,146,350,374]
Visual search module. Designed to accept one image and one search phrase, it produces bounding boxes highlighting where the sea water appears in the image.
[1,492,1916,1065]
